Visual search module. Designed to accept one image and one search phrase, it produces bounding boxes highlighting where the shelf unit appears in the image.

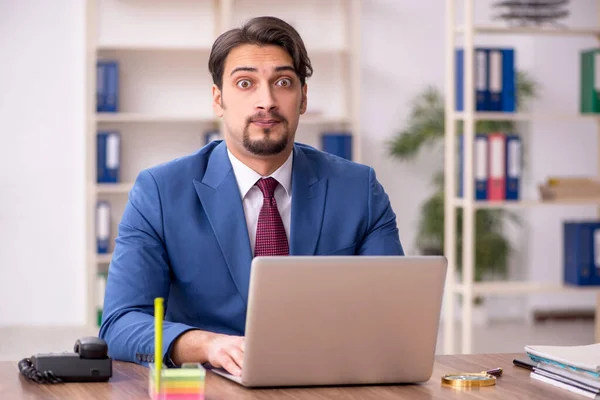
[444,0,600,355]
[84,0,361,328]
[455,25,600,37]
[454,197,600,209]
[95,113,217,123]
[453,281,600,296]
[454,111,600,121]
[95,183,133,194]
[95,113,350,125]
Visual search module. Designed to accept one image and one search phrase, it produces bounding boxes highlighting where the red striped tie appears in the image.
[254,177,289,256]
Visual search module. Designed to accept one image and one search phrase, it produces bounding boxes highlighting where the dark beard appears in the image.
[242,111,290,156]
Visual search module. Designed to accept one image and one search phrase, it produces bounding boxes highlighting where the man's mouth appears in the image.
[252,119,281,128]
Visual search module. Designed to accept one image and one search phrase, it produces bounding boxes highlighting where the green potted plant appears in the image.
[388,71,540,317]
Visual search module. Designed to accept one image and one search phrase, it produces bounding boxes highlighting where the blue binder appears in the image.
[97,60,119,112]
[488,49,503,111]
[458,134,488,200]
[96,62,105,112]
[564,222,575,284]
[97,131,121,183]
[564,221,600,286]
[321,132,352,161]
[456,48,489,111]
[96,201,111,254]
[501,48,516,112]
[505,134,521,200]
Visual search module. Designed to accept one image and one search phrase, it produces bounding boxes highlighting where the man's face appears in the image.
[212,44,307,157]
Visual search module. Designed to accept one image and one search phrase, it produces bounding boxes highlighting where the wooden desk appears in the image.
[0,353,588,399]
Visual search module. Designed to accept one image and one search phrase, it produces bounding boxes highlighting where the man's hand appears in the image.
[206,334,245,377]
[170,330,245,377]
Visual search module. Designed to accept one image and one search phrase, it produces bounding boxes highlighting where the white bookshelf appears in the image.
[96,113,351,126]
[455,25,600,37]
[96,253,113,265]
[96,45,213,52]
[444,0,600,355]
[454,111,600,121]
[95,183,133,195]
[454,197,600,209]
[96,113,217,124]
[84,0,361,328]
[454,282,600,296]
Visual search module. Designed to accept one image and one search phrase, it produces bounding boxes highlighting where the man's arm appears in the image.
[99,170,244,375]
[357,168,405,255]
[98,170,197,365]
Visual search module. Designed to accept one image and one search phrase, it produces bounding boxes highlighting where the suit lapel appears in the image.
[290,145,327,255]
[193,142,253,305]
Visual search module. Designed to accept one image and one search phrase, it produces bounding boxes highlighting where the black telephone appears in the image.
[18,336,112,384]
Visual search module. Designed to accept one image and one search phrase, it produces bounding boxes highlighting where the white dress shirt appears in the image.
[227,149,293,256]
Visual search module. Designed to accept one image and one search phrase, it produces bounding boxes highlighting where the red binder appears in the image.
[487,133,506,201]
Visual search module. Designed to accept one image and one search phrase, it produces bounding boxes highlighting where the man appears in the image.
[99,16,404,377]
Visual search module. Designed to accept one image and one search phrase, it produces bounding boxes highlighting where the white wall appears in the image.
[0,0,86,325]
[2,0,599,326]
[361,0,446,258]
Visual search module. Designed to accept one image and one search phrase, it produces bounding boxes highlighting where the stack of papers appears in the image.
[525,343,600,398]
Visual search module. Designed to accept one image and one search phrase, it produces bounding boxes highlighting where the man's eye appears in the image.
[237,80,252,89]
[276,78,291,87]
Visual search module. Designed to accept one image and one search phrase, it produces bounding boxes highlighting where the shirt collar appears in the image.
[227,147,293,199]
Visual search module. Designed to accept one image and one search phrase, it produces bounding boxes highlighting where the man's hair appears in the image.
[208,16,313,90]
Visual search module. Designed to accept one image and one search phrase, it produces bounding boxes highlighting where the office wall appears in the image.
[0,0,86,325]
[1,0,598,325]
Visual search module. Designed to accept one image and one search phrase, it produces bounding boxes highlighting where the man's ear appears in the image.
[300,83,308,115]
[212,84,224,117]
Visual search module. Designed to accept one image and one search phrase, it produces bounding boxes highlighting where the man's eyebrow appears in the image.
[229,65,296,76]
[230,67,257,76]
[274,65,296,73]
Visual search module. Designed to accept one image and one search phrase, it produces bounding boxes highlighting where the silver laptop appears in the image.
[209,255,447,387]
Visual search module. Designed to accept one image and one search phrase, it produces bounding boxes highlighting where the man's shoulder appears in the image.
[139,141,372,184]
[295,142,371,178]
[143,141,220,182]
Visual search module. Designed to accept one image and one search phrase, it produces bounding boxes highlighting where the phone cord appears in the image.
[18,358,63,384]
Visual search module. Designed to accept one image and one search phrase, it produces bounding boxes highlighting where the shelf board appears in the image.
[95,113,350,125]
[453,112,600,122]
[300,115,351,124]
[455,25,600,37]
[310,46,350,55]
[454,281,600,295]
[96,113,217,123]
[96,44,350,55]
[454,197,600,209]
[96,183,133,194]
[96,253,113,264]
[97,44,212,52]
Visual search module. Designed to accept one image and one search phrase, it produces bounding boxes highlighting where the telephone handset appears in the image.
[18,336,112,383]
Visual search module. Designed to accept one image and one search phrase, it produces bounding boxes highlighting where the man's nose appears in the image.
[255,85,278,111]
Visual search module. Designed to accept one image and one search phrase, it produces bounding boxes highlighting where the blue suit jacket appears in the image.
[99,141,404,366]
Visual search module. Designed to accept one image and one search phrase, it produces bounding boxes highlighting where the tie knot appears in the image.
[256,177,279,198]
